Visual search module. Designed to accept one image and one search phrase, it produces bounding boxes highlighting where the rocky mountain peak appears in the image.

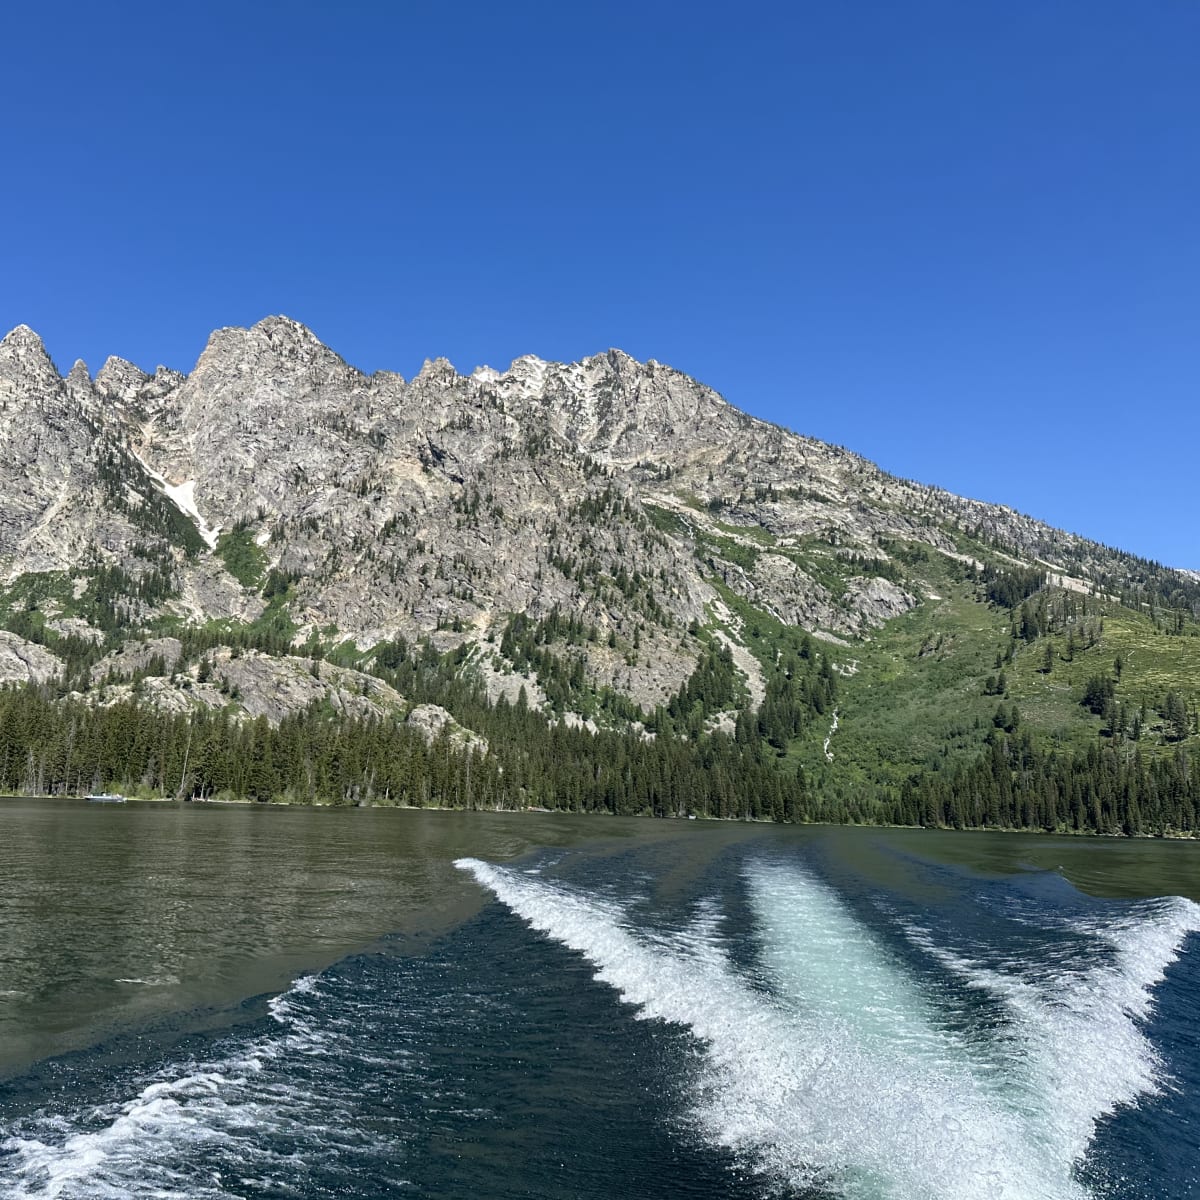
[502,354,549,396]
[0,325,64,413]
[0,313,1191,703]
[251,314,328,350]
[0,325,56,376]
[192,316,347,378]
[65,361,95,406]
[95,356,151,402]
[1,324,49,353]
[414,357,458,385]
[599,347,639,372]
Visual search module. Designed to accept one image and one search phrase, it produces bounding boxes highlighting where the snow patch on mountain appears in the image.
[132,451,222,549]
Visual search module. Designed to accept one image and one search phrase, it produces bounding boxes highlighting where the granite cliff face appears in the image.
[0,317,1188,724]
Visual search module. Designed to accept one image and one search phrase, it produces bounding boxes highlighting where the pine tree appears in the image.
[1165,691,1189,742]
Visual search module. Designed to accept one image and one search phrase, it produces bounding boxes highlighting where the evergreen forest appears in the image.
[1,547,1197,837]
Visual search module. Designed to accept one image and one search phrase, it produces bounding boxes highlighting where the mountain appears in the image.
[0,317,1196,829]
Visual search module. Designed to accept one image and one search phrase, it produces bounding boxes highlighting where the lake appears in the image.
[0,798,1197,1198]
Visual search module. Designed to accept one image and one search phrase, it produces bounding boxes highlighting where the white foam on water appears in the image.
[457,856,1095,1200]
[744,862,984,1070]
[0,974,357,1200]
[905,894,1200,1169]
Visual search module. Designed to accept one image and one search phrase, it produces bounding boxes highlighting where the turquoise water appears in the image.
[0,801,1197,1198]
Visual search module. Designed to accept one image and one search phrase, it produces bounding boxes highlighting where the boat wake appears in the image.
[902,893,1200,1173]
[3,853,1193,1200]
[457,856,1200,1200]
[0,975,387,1200]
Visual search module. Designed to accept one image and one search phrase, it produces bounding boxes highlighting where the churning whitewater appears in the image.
[457,855,1200,1200]
[2,833,1196,1200]
[0,975,397,1200]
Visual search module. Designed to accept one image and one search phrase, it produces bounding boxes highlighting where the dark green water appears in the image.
[0,798,696,1075]
[0,799,1197,1198]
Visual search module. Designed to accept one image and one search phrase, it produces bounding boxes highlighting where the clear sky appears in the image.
[2,2,1196,568]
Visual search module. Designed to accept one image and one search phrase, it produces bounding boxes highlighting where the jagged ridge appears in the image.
[0,316,1195,723]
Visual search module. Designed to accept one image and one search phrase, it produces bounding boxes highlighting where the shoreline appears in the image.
[2,793,1196,840]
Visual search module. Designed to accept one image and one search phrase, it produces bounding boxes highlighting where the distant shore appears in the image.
[2,793,1196,839]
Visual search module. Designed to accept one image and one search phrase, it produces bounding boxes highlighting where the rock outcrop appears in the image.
[0,631,62,685]
[0,316,1193,729]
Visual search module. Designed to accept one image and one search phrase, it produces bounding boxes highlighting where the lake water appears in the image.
[0,798,1197,1198]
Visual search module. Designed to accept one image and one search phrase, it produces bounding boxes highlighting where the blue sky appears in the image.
[2,2,1196,568]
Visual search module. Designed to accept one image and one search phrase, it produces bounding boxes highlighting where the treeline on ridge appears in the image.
[1,550,1197,835]
[896,727,1196,837]
[0,685,808,821]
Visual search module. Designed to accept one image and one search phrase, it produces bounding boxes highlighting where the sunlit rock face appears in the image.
[0,315,1151,719]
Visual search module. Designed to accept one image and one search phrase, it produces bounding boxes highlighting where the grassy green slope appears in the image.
[1005,607,1200,746]
[708,539,1199,819]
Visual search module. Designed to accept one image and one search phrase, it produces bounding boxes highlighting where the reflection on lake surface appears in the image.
[0,799,1197,1199]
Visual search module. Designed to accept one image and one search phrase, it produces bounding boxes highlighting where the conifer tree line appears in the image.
[0,684,806,820]
[960,525,1200,633]
[0,560,1196,834]
[0,618,841,820]
[894,728,1196,837]
[980,564,1046,609]
[2,625,1194,835]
